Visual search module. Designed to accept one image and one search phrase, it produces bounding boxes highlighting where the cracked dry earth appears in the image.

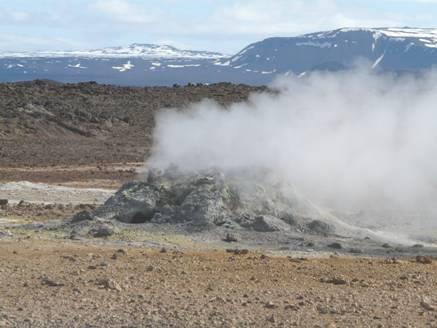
[1,240,437,328]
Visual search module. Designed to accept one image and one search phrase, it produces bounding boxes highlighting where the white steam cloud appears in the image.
[148,68,437,239]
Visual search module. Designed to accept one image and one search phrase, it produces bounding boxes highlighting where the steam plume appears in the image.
[148,68,437,239]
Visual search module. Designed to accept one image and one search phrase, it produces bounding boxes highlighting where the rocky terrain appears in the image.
[51,166,436,258]
[1,239,437,327]
[0,80,264,167]
[1,80,437,327]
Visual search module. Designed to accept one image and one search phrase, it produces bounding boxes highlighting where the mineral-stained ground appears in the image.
[1,81,437,327]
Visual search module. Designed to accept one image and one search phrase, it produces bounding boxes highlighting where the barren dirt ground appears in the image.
[0,166,437,327]
[1,82,437,327]
[1,239,437,328]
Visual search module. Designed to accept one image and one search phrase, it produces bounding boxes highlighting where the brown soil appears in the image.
[1,239,436,327]
[0,163,140,188]
[0,81,264,167]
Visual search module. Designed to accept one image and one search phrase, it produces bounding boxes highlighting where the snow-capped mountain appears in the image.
[2,28,437,86]
[0,43,226,60]
[220,27,437,75]
[0,43,238,86]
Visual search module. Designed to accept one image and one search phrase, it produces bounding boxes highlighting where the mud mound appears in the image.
[71,167,335,235]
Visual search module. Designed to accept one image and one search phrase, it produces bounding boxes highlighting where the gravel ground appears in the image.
[1,239,437,328]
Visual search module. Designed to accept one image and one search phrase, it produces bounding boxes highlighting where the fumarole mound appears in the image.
[72,167,335,235]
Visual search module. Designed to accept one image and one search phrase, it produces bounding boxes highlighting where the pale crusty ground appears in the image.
[1,239,437,328]
[0,163,141,189]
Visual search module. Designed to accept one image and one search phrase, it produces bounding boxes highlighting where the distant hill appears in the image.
[221,27,437,75]
[2,28,437,86]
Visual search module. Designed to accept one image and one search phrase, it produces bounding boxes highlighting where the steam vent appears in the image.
[69,167,335,236]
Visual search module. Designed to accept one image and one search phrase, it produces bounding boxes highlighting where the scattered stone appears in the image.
[421,298,436,311]
[222,233,238,243]
[416,256,433,264]
[61,255,76,262]
[284,304,299,311]
[0,230,13,238]
[327,242,343,250]
[0,199,8,206]
[252,215,289,232]
[70,210,93,223]
[69,232,81,240]
[316,305,329,314]
[226,249,249,255]
[41,277,64,287]
[265,301,278,309]
[288,257,305,263]
[266,314,275,323]
[320,277,348,285]
[17,200,29,207]
[306,220,333,235]
[97,278,122,291]
[384,257,400,264]
[89,223,116,238]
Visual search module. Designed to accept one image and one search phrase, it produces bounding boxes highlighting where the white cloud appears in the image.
[0,10,34,25]
[92,0,158,25]
[0,34,84,51]
[409,0,437,3]
[0,0,431,53]
[199,0,400,38]
[10,11,31,23]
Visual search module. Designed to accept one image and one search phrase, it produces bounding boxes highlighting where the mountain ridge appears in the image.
[221,27,437,74]
[0,43,226,60]
[2,27,437,86]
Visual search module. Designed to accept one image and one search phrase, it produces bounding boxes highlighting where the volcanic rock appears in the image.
[89,223,117,238]
[416,256,433,264]
[70,167,337,235]
[327,242,343,250]
[222,233,238,242]
[0,230,13,238]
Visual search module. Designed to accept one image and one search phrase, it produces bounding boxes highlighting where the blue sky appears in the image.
[1,0,437,54]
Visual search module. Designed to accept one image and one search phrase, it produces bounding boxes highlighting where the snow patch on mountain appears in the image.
[5,63,24,69]
[0,44,226,60]
[112,60,134,72]
[167,64,201,68]
[372,54,385,69]
[307,27,437,48]
[296,41,333,48]
[67,63,87,69]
